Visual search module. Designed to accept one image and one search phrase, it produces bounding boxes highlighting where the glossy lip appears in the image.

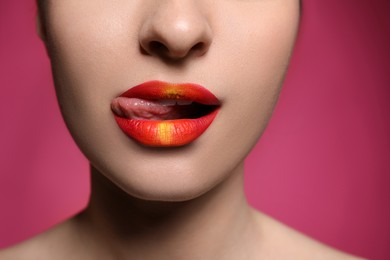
[112,80,220,147]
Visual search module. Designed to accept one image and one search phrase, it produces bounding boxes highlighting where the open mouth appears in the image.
[111,98,218,120]
[111,81,220,147]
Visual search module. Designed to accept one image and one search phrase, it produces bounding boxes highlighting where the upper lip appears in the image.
[118,80,220,105]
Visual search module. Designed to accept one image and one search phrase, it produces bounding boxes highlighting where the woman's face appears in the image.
[40,0,300,201]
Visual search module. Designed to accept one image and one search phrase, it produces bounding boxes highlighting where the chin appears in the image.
[115,174,216,202]
[94,159,224,202]
[124,184,210,202]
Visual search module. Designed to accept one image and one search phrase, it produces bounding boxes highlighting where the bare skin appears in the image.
[1,1,365,259]
[1,163,363,259]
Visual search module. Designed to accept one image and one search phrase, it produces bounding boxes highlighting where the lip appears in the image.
[112,80,220,147]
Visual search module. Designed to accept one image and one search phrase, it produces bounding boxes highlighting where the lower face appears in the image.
[42,0,300,201]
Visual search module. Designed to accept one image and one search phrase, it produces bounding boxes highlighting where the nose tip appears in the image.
[139,3,212,60]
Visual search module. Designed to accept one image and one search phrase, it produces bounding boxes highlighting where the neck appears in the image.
[75,163,258,259]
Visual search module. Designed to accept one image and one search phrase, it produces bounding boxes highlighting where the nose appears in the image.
[139,1,212,61]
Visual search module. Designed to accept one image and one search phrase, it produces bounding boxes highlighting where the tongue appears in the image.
[111,97,188,120]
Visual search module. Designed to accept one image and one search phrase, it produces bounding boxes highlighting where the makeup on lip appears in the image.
[111,81,220,147]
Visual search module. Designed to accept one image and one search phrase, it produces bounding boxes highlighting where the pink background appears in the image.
[1,0,389,259]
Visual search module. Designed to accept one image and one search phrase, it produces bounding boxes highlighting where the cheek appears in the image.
[47,4,131,97]
[201,4,299,166]
[45,4,141,152]
[213,10,298,134]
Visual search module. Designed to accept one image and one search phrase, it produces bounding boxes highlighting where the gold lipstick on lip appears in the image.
[111,80,220,147]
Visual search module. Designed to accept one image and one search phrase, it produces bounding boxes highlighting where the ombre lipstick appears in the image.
[111,81,220,147]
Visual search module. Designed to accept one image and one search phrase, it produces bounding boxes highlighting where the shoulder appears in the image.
[251,210,366,260]
[0,236,45,260]
[0,220,78,260]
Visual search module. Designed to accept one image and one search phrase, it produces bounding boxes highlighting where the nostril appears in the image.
[192,42,207,55]
[149,41,169,55]
[145,40,208,60]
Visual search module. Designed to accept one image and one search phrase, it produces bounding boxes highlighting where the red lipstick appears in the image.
[111,81,220,147]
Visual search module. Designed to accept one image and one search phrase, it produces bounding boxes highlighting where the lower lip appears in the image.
[114,109,219,147]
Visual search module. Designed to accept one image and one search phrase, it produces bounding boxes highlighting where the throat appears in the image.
[80,165,252,259]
